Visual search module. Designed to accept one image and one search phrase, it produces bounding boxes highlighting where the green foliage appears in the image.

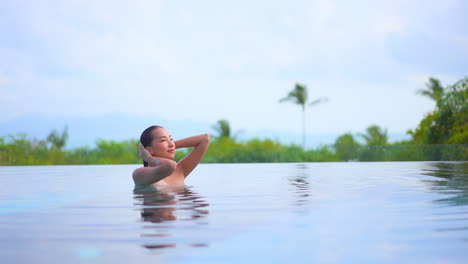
[416,77,445,106]
[334,133,361,161]
[0,133,340,165]
[0,133,65,165]
[357,125,389,161]
[360,125,388,146]
[211,119,231,139]
[1,77,466,165]
[279,83,309,111]
[408,112,435,144]
[201,137,242,163]
[1,131,466,166]
[202,137,338,163]
[409,77,468,145]
[92,139,140,164]
[304,146,340,162]
[47,126,68,150]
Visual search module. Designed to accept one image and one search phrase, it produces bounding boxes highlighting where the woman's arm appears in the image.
[175,134,210,177]
[132,143,177,185]
[174,134,210,149]
[132,158,177,185]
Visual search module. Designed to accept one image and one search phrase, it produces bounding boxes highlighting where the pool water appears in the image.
[0,162,467,263]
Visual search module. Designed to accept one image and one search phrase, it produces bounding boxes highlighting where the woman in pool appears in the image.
[132,126,210,187]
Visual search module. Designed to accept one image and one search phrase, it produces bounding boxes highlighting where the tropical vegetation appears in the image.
[0,77,466,165]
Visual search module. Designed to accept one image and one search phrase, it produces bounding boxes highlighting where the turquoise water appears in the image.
[0,162,467,263]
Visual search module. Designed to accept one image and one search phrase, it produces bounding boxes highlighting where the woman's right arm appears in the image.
[132,158,177,185]
[132,143,177,185]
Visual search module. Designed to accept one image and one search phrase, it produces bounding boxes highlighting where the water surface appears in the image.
[0,162,467,263]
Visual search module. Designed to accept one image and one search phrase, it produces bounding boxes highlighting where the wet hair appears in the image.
[140,125,163,167]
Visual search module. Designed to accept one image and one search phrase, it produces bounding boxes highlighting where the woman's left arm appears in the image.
[175,134,210,177]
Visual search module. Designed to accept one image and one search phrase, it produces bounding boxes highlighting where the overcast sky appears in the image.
[1,0,467,136]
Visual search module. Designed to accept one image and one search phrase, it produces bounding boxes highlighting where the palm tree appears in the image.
[359,124,388,161]
[417,77,444,107]
[279,83,328,148]
[359,125,388,146]
[211,119,231,138]
[46,125,68,150]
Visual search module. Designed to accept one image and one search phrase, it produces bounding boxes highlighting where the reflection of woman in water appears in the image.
[134,186,209,224]
[133,126,210,189]
[134,184,210,250]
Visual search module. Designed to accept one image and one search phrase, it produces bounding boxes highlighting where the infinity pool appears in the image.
[0,162,467,263]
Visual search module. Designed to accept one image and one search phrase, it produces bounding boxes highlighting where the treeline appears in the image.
[0,77,466,165]
[0,132,465,166]
[330,77,467,161]
[0,133,140,165]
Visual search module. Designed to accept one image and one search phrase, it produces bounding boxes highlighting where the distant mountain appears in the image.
[0,113,410,149]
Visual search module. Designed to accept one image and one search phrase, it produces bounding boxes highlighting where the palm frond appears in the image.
[211,119,231,138]
[309,97,329,106]
[279,96,293,103]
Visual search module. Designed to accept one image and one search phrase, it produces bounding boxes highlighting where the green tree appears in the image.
[211,119,243,141]
[360,125,388,146]
[211,119,231,138]
[0,133,65,165]
[359,125,388,161]
[46,126,68,150]
[417,77,445,107]
[93,139,139,164]
[334,133,361,161]
[441,78,468,144]
[409,77,467,146]
[279,83,328,147]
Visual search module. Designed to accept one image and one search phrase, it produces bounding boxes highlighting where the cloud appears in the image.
[0,70,8,87]
[1,0,164,75]
[373,16,404,35]
[309,0,337,26]
[0,0,466,135]
[377,0,468,74]
[406,74,462,88]
[386,30,468,74]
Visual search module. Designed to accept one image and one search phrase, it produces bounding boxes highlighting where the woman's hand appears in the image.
[139,143,160,167]
[133,143,178,185]
[138,143,152,162]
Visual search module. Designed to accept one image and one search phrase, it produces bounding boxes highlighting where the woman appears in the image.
[133,125,210,188]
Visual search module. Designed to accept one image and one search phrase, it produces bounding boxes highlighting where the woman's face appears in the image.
[147,127,176,160]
